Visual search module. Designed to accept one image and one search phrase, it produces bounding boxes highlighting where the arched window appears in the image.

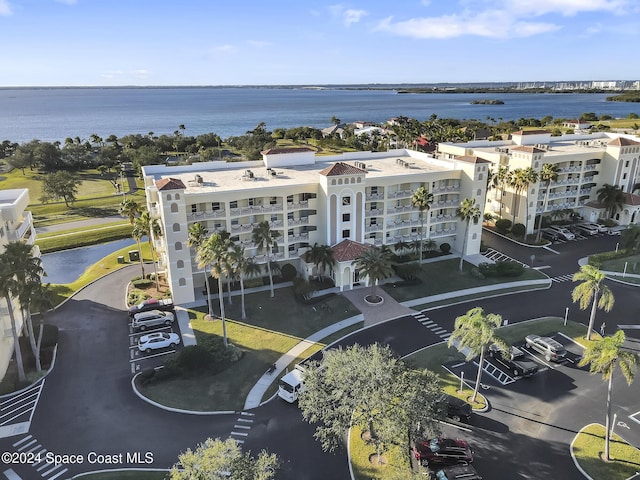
[167,194,172,200]
[477,189,482,196]
[177,260,184,268]
[170,203,179,213]
[172,223,181,232]
[175,193,180,199]
[178,278,186,286]
[338,179,343,185]
[356,177,361,183]
[174,242,182,251]
[332,179,336,186]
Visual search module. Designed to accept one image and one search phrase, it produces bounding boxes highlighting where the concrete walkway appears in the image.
[341,286,414,327]
[175,307,197,346]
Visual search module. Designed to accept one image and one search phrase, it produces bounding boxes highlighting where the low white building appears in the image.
[0,188,38,379]
[142,149,488,305]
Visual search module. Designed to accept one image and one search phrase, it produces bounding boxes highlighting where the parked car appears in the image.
[525,334,567,362]
[607,225,627,236]
[548,225,575,240]
[132,310,175,332]
[128,298,175,317]
[541,229,559,242]
[583,222,608,233]
[412,437,473,467]
[488,344,539,377]
[433,464,483,480]
[438,394,472,422]
[574,223,599,236]
[137,332,180,353]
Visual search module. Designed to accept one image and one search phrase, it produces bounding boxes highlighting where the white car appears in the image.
[574,224,599,236]
[548,225,575,241]
[137,332,180,353]
[582,222,607,233]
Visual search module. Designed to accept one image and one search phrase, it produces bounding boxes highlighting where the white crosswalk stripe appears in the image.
[412,313,451,342]
[230,412,254,443]
[5,435,69,480]
[0,381,45,439]
[551,274,574,283]
[482,248,528,268]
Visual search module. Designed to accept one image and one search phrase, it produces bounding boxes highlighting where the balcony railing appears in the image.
[288,217,309,226]
[386,219,421,230]
[365,193,384,201]
[187,209,226,220]
[387,205,416,214]
[7,211,33,242]
[387,189,413,199]
[286,200,309,210]
[229,204,283,216]
[287,232,310,242]
[365,208,384,217]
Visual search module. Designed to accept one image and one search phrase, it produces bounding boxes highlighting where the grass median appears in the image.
[137,290,361,411]
[572,424,640,480]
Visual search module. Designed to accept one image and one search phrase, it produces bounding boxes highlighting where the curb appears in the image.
[483,226,548,248]
[130,370,235,416]
[73,468,170,479]
[0,344,58,400]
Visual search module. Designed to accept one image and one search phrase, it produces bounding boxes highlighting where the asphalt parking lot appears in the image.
[128,312,183,374]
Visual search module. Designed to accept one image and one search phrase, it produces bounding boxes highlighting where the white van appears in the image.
[278,365,306,403]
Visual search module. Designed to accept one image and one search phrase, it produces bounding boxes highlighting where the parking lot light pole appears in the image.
[459,371,464,393]
[564,307,569,326]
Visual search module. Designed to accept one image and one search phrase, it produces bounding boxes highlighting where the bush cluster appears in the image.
[495,219,512,234]
[478,261,525,277]
[511,223,526,238]
[280,263,297,281]
[392,263,422,281]
[588,249,630,268]
[440,243,451,254]
[132,279,153,288]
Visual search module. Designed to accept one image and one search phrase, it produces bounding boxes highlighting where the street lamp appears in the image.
[120,164,126,201]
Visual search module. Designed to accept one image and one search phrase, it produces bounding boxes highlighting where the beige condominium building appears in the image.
[142,148,489,305]
[0,188,38,379]
[439,131,640,234]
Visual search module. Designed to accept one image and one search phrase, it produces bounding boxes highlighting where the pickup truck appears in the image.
[128,298,175,317]
[489,344,539,378]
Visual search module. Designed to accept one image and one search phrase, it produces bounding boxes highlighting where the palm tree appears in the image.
[578,330,638,461]
[509,167,538,227]
[447,307,507,403]
[394,240,409,255]
[572,265,615,341]
[18,278,51,372]
[535,163,560,242]
[228,245,261,320]
[306,243,336,281]
[596,184,625,219]
[0,242,45,382]
[410,186,434,263]
[456,198,481,272]
[131,221,146,277]
[119,198,141,225]
[353,246,394,301]
[495,166,510,218]
[196,233,231,347]
[252,221,281,298]
[137,211,161,290]
[521,167,539,235]
[187,222,213,318]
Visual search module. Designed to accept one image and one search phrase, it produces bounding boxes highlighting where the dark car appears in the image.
[433,464,482,480]
[412,437,473,467]
[489,344,539,378]
[439,394,472,422]
[541,229,559,242]
[128,298,174,317]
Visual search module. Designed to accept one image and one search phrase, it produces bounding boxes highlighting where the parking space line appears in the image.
[128,326,172,337]
[129,349,176,363]
[629,411,640,425]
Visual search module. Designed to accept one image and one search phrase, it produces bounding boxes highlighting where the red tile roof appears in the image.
[455,155,491,164]
[623,192,640,206]
[319,162,366,176]
[261,147,315,155]
[331,239,371,262]
[608,137,640,147]
[156,177,186,191]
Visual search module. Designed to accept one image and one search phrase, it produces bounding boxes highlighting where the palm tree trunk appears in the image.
[240,277,246,320]
[23,308,41,372]
[226,277,233,305]
[203,266,213,319]
[218,277,228,347]
[587,290,599,341]
[498,184,505,218]
[148,239,159,291]
[459,220,469,272]
[6,295,26,382]
[35,313,44,370]
[136,238,145,277]
[535,181,551,243]
[472,348,485,403]
[267,260,275,298]
[605,373,613,461]
[419,218,424,263]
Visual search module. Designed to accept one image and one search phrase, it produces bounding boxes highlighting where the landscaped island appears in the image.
[470,99,504,105]
[607,92,640,102]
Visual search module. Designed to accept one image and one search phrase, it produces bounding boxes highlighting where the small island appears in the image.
[606,92,640,103]
[470,99,505,105]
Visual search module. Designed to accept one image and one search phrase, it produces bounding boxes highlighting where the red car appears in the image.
[412,437,473,467]
[128,298,174,318]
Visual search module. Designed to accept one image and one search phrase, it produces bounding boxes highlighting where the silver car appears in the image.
[132,310,175,332]
[525,334,567,362]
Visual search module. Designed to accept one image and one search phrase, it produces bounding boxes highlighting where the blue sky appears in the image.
[1,0,638,86]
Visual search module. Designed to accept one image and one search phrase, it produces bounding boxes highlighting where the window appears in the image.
[477,189,482,196]
[174,242,183,251]
[175,193,180,200]
[191,204,197,213]
[371,186,378,195]
[288,244,296,252]
[178,278,186,286]
[332,179,336,185]
[270,197,277,205]
[343,213,351,222]
[623,173,628,180]
[212,202,221,211]
[370,218,377,225]
[342,196,351,206]
[626,160,630,168]
[166,194,172,200]
[172,223,181,232]
[342,229,350,238]
[170,203,179,213]
[287,195,293,203]
[248,198,255,206]
[177,260,184,269]
[230,200,238,209]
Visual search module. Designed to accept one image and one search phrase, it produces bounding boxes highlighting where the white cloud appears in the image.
[100,70,124,80]
[507,0,630,16]
[0,0,12,16]
[55,0,78,5]
[212,44,235,53]
[329,4,368,26]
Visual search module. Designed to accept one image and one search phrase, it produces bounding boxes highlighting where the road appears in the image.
[1,230,638,479]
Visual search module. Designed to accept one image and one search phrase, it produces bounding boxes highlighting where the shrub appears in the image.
[244,276,264,289]
[440,243,451,254]
[393,263,422,281]
[588,249,630,268]
[175,345,213,372]
[280,263,297,281]
[470,267,485,279]
[292,277,314,297]
[132,279,153,288]
[127,289,150,306]
[495,219,512,233]
[511,223,526,238]
[479,261,525,277]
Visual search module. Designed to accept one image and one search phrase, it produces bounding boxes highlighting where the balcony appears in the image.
[429,225,457,238]
[430,214,454,223]
[287,232,310,242]
[286,200,309,210]
[365,192,384,201]
[386,219,420,230]
[187,209,227,221]
[387,205,416,214]
[387,189,413,199]
[558,166,581,173]
[288,217,309,226]
[365,224,384,233]
[365,208,384,217]
[229,204,283,216]
[432,183,460,194]
[7,211,33,242]
[150,206,161,218]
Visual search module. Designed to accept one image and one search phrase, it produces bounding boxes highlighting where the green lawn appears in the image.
[572,424,640,480]
[138,292,361,411]
[36,223,133,253]
[350,425,414,480]
[382,258,548,303]
[600,253,640,275]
